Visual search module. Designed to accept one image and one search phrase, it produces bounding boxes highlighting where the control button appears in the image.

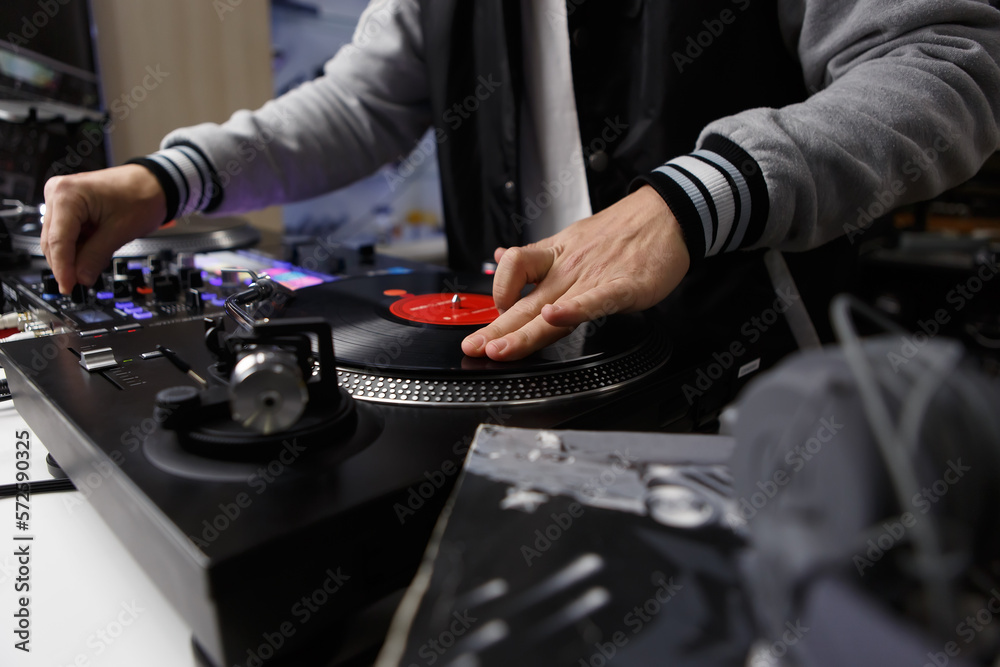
[587,150,609,173]
[179,267,204,289]
[153,275,180,302]
[186,288,204,314]
[112,279,131,298]
[79,347,117,372]
[79,328,108,338]
[115,300,134,309]
[113,323,143,332]
[126,267,145,289]
[140,350,162,360]
[113,258,130,276]
[146,254,164,274]
[95,291,114,301]
[132,311,154,320]
[42,273,59,295]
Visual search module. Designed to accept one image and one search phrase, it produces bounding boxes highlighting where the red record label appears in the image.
[388,292,499,326]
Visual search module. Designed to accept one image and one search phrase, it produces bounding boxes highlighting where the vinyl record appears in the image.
[11,214,260,257]
[285,272,672,406]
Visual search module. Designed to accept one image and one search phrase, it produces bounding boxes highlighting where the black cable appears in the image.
[0,478,76,498]
[830,294,956,636]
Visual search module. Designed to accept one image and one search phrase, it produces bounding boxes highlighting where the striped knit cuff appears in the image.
[629,134,768,263]
[125,142,223,223]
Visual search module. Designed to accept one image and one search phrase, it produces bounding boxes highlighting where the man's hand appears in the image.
[461,185,690,361]
[40,165,167,294]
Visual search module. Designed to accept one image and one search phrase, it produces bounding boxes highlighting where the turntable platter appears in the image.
[286,272,672,406]
[11,214,260,257]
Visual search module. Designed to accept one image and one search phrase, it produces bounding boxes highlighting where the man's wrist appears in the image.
[125,143,222,224]
[633,184,690,272]
[629,135,768,264]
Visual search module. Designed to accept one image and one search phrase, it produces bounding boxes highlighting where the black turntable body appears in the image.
[0,246,796,666]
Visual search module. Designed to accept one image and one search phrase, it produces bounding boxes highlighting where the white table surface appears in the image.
[0,393,197,667]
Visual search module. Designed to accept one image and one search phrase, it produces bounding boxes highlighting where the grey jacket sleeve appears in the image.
[702,0,1000,253]
[146,0,430,219]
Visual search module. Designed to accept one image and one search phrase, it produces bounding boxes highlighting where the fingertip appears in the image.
[485,338,509,360]
[542,303,563,318]
[49,260,76,295]
[494,247,507,263]
[542,302,582,327]
[461,334,487,357]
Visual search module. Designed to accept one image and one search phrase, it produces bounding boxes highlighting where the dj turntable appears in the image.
[0,235,799,665]
[7,213,261,258]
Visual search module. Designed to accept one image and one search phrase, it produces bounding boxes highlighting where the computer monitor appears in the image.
[0,0,101,112]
